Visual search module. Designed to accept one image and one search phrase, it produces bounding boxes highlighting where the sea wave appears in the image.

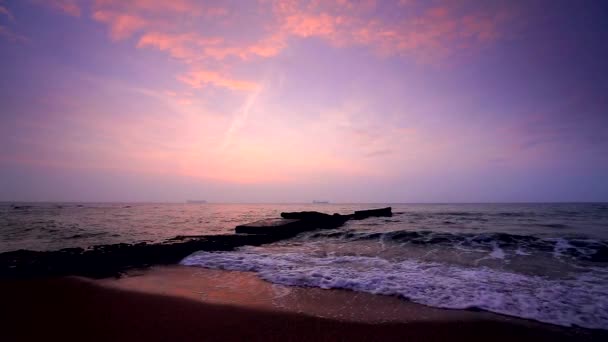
[181,247,608,330]
[303,229,608,262]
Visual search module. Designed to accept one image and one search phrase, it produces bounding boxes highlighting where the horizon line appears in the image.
[2,201,607,205]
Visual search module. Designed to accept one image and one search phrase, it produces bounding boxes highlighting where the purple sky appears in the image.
[1,0,607,203]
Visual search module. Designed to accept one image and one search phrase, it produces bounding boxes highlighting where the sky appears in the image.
[0,0,607,203]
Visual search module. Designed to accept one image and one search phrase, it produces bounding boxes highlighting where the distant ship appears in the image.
[186,200,207,204]
[312,200,329,204]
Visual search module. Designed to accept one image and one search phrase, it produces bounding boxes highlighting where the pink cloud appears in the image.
[90,0,228,41]
[93,0,226,17]
[461,14,501,43]
[35,0,516,92]
[137,32,223,60]
[284,13,339,37]
[138,30,285,62]
[426,6,449,18]
[246,32,286,57]
[137,32,277,91]
[42,0,82,17]
[113,0,195,13]
[92,10,147,40]
[35,0,515,64]
[267,0,513,62]
[203,36,286,60]
[177,69,259,91]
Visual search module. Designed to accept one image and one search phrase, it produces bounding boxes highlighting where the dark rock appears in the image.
[236,218,303,235]
[353,207,392,219]
[280,212,351,228]
[0,207,395,280]
[0,234,289,279]
[281,211,334,219]
[235,214,350,236]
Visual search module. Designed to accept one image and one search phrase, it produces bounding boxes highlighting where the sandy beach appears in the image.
[2,266,603,342]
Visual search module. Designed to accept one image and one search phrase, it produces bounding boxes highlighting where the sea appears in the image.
[1,202,607,329]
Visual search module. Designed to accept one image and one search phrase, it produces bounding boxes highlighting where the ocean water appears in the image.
[2,202,608,329]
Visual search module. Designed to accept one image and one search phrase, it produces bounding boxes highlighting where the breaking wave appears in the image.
[181,247,608,330]
[304,230,608,262]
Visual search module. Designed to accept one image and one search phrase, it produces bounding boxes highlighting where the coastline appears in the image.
[2,265,604,341]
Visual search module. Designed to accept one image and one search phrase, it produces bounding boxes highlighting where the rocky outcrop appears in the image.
[280,212,352,229]
[353,207,392,219]
[0,207,392,279]
[236,207,392,235]
[0,234,288,279]
[235,218,304,235]
[236,213,351,236]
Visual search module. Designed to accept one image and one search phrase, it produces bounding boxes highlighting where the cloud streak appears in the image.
[37,0,82,17]
[0,4,14,21]
[39,0,516,92]
[92,10,147,40]
[177,69,259,91]
[0,25,27,43]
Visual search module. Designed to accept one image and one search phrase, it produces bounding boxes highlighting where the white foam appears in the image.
[488,241,506,259]
[181,247,608,330]
[551,238,575,259]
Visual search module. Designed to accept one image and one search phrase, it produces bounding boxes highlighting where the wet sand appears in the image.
[97,265,548,324]
[1,266,603,341]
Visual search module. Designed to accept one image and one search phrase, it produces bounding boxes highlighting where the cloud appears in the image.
[36,1,515,63]
[284,13,339,37]
[92,10,147,40]
[220,85,263,150]
[202,33,287,60]
[93,0,225,16]
[137,30,285,62]
[269,0,513,62]
[177,69,259,91]
[137,32,223,60]
[246,33,286,57]
[39,0,82,17]
[0,25,27,43]
[32,0,516,92]
[0,5,14,21]
[136,30,281,90]
[130,0,514,68]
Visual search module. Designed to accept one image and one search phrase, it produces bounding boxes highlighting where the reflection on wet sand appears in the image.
[99,265,531,324]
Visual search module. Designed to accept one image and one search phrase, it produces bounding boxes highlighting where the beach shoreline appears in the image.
[2,265,604,341]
